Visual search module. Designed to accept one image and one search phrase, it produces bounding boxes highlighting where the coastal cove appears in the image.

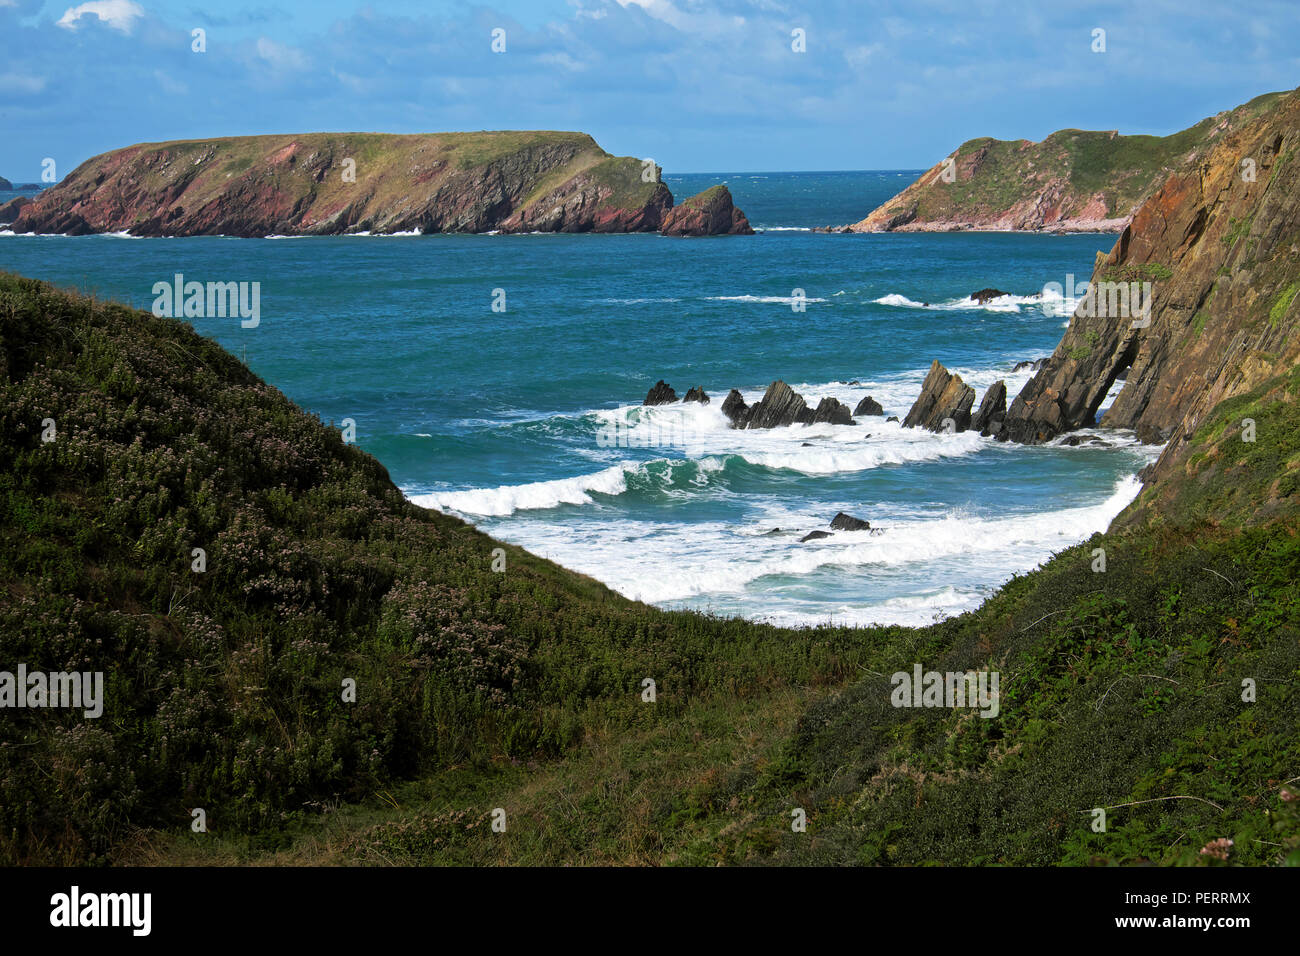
[0,171,1155,626]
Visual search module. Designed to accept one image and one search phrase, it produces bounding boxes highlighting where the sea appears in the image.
[0,171,1159,627]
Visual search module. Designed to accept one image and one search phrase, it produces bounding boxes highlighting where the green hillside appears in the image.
[1,272,1296,866]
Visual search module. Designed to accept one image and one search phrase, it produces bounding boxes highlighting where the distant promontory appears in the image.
[3,131,752,238]
[829,91,1286,234]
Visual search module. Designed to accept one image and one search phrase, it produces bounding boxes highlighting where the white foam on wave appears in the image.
[707,294,829,304]
[410,464,630,517]
[596,297,683,304]
[873,285,1074,316]
[481,474,1146,620]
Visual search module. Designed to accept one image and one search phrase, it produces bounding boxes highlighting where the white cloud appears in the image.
[256,36,308,71]
[56,0,144,34]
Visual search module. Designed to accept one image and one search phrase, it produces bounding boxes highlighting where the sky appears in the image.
[0,0,1297,178]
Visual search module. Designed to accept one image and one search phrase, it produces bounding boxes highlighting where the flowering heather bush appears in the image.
[380,579,526,704]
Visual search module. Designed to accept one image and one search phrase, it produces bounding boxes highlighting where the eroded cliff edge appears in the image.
[999,88,1300,489]
[4,131,750,237]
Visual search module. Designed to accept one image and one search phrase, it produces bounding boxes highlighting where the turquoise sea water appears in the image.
[0,171,1158,626]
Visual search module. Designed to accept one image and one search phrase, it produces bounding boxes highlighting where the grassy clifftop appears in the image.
[842,90,1289,233]
[6,131,677,236]
[1,271,1297,866]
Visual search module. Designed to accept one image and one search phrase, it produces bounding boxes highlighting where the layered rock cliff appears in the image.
[660,185,753,236]
[7,131,749,237]
[836,91,1286,234]
[999,88,1300,488]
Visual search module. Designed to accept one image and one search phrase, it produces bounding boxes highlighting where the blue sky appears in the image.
[1,0,1296,178]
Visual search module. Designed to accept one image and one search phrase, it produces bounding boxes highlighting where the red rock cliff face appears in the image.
[660,185,753,236]
[8,132,701,237]
[999,88,1300,486]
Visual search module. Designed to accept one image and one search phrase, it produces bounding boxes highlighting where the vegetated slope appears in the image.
[1002,88,1300,457]
[0,271,868,863]
[1,272,1296,867]
[838,90,1287,233]
[5,131,683,236]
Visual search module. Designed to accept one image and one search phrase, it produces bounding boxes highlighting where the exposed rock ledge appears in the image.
[998,86,1300,473]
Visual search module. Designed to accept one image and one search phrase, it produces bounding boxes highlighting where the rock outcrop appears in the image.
[853,395,884,416]
[970,380,1007,436]
[829,512,871,531]
[833,91,1286,234]
[971,288,1010,304]
[8,132,751,237]
[721,389,750,426]
[999,86,1300,470]
[810,397,854,425]
[0,196,28,224]
[902,361,975,432]
[722,381,856,429]
[643,380,677,405]
[659,185,754,236]
[682,386,709,404]
[740,381,809,429]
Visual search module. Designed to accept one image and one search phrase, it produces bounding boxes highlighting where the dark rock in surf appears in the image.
[721,388,750,426]
[643,380,677,405]
[682,385,710,404]
[799,530,833,542]
[829,512,870,531]
[971,288,1010,304]
[810,397,855,425]
[853,395,884,416]
[742,380,809,429]
[902,360,975,432]
[971,380,1007,436]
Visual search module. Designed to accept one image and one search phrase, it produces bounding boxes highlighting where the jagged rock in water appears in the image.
[971,380,1007,436]
[971,288,1010,304]
[682,386,710,404]
[854,395,884,416]
[902,361,975,432]
[886,416,899,423]
[1012,358,1049,372]
[721,388,750,427]
[659,185,755,236]
[829,512,870,531]
[643,380,677,405]
[742,380,809,429]
[810,397,855,425]
[799,530,833,542]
